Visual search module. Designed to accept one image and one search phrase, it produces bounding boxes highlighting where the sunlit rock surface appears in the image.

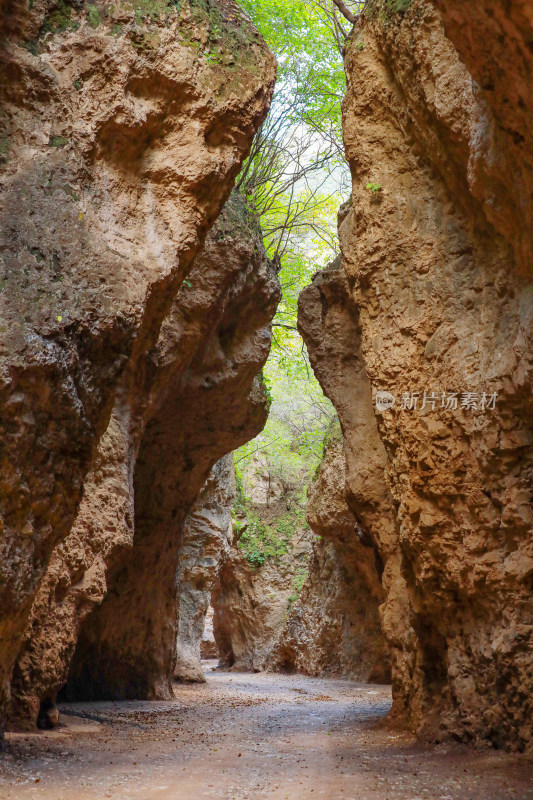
[0,0,276,732]
[300,0,533,750]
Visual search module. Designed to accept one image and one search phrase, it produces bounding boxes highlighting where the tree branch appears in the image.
[331,0,358,24]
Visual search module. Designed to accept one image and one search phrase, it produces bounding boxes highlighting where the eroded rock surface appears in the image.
[211,455,317,671]
[300,0,533,750]
[0,0,276,731]
[213,418,390,682]
[174,455,235,683]
[9,191,279,722]
[201,605,218,660]
[212,525,313,672]
[271,422,390,683]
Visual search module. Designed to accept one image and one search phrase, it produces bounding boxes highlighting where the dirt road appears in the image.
[1,668,532,799]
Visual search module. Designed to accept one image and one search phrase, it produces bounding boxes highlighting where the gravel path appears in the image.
[1,668,532,799]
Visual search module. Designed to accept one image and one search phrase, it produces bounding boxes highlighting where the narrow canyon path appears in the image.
[1,668,532,800]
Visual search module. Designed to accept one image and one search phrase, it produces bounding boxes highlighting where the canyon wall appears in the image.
[212,504,313,672]
[300,0,533,750]
[174,454,234,683]
[211,426,389,681]
[10,190,279,721]
[0,0,276,732]
[270,422,390,683]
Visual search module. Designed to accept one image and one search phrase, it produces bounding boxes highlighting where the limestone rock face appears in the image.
[1,0,275,731]
[174,455,235,683]
[270,423,390,683]
[300,0,532,750]
[0,0,274,730]
[212,527,313,672]
[212,421,390,681]
[430,0,533,279]
[9,191,280,723]
[298,265,409,710]
[201,606,218,660]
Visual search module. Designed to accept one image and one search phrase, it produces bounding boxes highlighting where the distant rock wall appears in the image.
[270,422,390,684]
[211,423,390,682]
[201,606,218,660]
[212,513,313,672]
[175,455,235,683]
[1,0,276,732]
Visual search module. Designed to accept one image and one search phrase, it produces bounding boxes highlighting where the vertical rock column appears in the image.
[175,455,235,683]
[60,196,280,702]
[305,0,533,749]
[1,0,276,730]
[270,419,391,683]
[298,263,408,704]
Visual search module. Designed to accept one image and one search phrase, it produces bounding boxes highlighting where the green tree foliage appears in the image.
[238,0,364,148]
[233,1,359,538]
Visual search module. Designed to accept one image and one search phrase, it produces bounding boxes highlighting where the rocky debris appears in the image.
[174,455,235,683]
[9,189,280,721]
[299,0,533,750]
[270,421,391,683]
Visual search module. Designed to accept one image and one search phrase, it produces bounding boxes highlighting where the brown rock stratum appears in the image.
[174,454,235,683]
[0,0,276,735]
[271,421,391,684]
[9,190,279,724]
[299,0,533,751]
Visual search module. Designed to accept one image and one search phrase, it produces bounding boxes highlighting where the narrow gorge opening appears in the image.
[1,0,533,798]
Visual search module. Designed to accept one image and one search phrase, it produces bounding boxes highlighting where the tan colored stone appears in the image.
[175,455,235,684]
[270,422,391,683]
[0,0,275,733]
[9,192,280,721]
[298,263,410,714]
[301,0,533,750]
[212,521,314,672]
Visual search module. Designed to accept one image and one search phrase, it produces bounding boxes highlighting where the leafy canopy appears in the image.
[233,0,356,521]
[239,0,347,147]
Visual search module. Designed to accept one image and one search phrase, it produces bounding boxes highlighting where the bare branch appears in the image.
[331,0,358,24]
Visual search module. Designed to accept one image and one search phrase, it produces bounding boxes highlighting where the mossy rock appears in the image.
[87,4,101,28]
[0,130,10,165]
[366,0,411,21]
[48,135,69,148]
[41,0,80,35]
